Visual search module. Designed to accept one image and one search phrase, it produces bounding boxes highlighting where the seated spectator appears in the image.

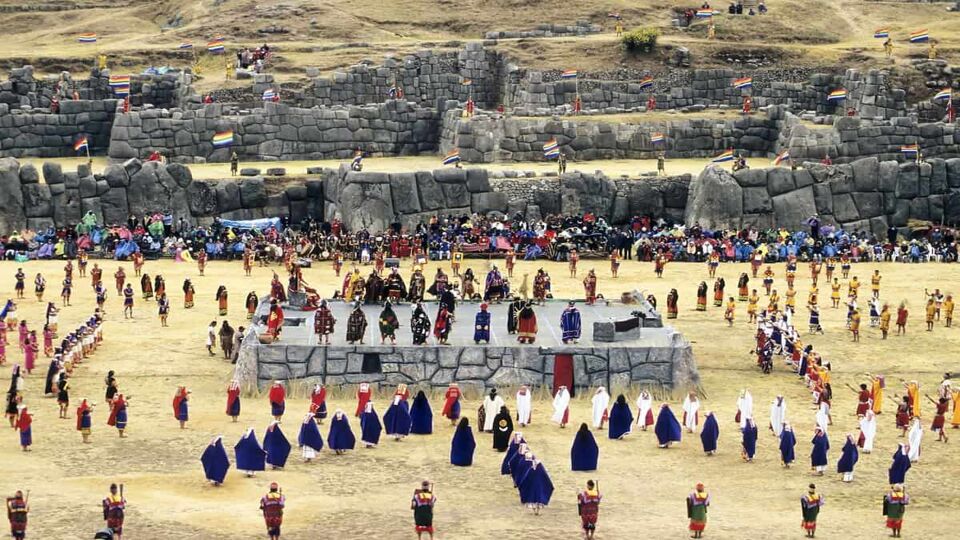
[758,0,767,14]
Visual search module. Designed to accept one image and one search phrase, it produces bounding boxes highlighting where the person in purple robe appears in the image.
[328,409,356,455]
[517,455,554,514]
[450,418,476,466]
[263,421,291,470]
[571,423,599,471]
[235,428,266,476]
[484,266,506,302]
[837,433,859,482]
[700,411,719,455]
[201,436,231,485]
[607,395,633,439]
[560,302,582,344]
[810,428,830,475]
[502,432,525,475]
[654,403,682,448]
[888,443,911,485]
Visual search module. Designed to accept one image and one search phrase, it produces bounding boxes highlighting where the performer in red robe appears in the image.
[268,382,285,421]
[355,382,372,417]
[441,383,462,425]
[266,300,285,341]
[517,301,538,344]
[310,384,327,422]
[226,380,241,422]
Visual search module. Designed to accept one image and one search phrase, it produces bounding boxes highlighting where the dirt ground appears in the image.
[1,256,958,539]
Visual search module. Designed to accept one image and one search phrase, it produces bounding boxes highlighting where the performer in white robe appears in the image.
[815,401,830,434]
[736,389,753,429]
[681,392,700,433]
[590,387,610,429]
[551,386,571,427]
[515,385,532,427]
[635,390,654,430]
[769,395,787,436]
[481,389,505,432]
[858,410,877,453]
[907,417,922,462]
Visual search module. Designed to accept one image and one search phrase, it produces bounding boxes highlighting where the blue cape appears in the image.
[518,463,554,505]
[810,432,830,467]
[450,423,477,466]
[263,424,291,468]
[297,418,324,451]
[700,413,719,453]
[888,448,911,484]
[328,415,356,451]
[234,430,266,472]
[384,399,412,436]
[501,437,524,475]
[511,455,532,488]
[201,438,231,484]
[410,392,433,434]
[608,400,633,440]
[570,428,599,471]
[360,407,382,446]
[779,429,796,463]
[837,439,859,473]
[742,423,758,458]
[654,406,682,445]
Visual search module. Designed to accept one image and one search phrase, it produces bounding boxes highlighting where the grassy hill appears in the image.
[0,0,955,87]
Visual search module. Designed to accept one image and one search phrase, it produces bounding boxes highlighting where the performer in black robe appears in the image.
[346,303,367,344]
[507,296,523,334]
[382,269,407,303]
[407,270,425,302]
[440,289,456,319]
[411,303,431,345]
[364,272,383,304]
[492,406,514,452]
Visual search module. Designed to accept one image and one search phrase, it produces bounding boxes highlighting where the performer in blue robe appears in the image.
[560,302,582,344]
[473,304,491,344]
[607,394,633,439]
[201,436,231,485]
[571,423,599,471]
[234,428,266,476]
[700,411,720,455]
[384,394,413,440]
[484,266,506,302]
[741,418,758,461]
[780,423,797,466]
[502,433,525,475]
[297,413,324,461]
[518,458,555,513]
[410,390,433,435]
[810,428,830,474]
[888,443,911,485]
[360,402,382,447]
[511,448,533,488]
[264,422,291,469]
[654,403,682,448]
[837,434,859,482]
[450,418,477,466]
[328,410,356,454]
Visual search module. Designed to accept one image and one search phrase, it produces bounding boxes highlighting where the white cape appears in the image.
[482,395,505,431]
[815,402,830,434]
[636,393,653,426]
[551,388,571,424]
[859,412,877,452]
[682,395,700,432]
[907,419,922,461]
[515,389,532,426]
[736,391,753,428]
[591,388,610,428]
[769,397,787,437]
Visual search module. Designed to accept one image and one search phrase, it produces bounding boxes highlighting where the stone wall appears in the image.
[235,338,698,393]
[684,157,960,233]
[0,99,116,157]
[108,100,440,162]
[483,20,602,40]
[440,106,787,163]
[296,43,501,109]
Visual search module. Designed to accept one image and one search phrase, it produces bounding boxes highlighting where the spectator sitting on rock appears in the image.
[821,154,832,166]
[748,7,755,15]
[728,2,736,14]
[758,0,767,14]
[732,153,748,172]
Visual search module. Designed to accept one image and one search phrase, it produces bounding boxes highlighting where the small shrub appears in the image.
[621,27,660,54]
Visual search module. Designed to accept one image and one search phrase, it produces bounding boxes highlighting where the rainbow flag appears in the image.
[178,42,193,50]
[543,139,560,159]
[560,70,578,79]
[78,33,97,43]
[112,84,130,97]
[711,150,734,163]
[108,75,130,87]
[827,89,847,102]
[900,144,918,155]
[442,149,461,165]
[933,89,952,101]
[212,130,234,148]
[696,9,713,18]
[639,76,654,90]
[650,132,665,144]
[262,89,277,101]
[773,150,790,166]
[207,42,225,53]
[909,30,928,43]
[73,137,89,153]
[733,77,753,90]
[210,35,226,43]
[873,28,889,39]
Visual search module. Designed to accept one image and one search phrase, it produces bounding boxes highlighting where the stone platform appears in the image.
[234,299,698,394]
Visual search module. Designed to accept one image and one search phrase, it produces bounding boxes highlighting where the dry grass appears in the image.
[1,256,958,539]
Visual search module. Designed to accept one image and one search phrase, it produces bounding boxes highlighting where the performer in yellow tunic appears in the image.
[830,279,841,308]
[767,290,779,313]
[747,290,759,323]
[944,295,954,327]
[951,387,960,427]
[848,277,860,300]
[785,287,797,313]
[868,374,885,414]
[904,381,921,418]
[879,304,891,339]
[342,268,362,301]
[807,287,818,308]
[871,270,881,299]
[724,298,735,326]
